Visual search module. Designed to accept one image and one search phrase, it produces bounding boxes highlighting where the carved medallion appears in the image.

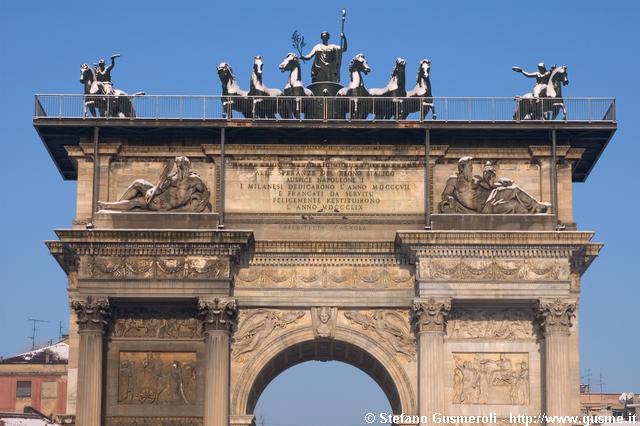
[311,307,338,338]
[452,352,529,405]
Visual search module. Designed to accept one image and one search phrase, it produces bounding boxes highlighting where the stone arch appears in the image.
[231,325,416,416]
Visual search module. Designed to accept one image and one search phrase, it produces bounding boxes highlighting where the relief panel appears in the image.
[117,352,197,405]
[452,352,529,405]
[447,308,538,340]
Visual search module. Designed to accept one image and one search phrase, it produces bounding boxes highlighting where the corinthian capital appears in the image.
[198,297,237,333]
[412,298,451,333]
[70,297,111,332]
[536,299,576,335]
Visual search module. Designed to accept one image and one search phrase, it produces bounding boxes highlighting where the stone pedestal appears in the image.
[538,299,576,419]
[94,211,219,229]
[413,298,451,426]
[200,298,238,426]
[71,297,110,426]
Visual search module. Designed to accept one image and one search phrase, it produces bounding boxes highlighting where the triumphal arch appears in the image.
[35,33,616,426]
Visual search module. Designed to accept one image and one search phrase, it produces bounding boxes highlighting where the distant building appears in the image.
[0,339,68,418]
[580,386,639,419]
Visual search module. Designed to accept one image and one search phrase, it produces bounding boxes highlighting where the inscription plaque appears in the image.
[226,160,424,214]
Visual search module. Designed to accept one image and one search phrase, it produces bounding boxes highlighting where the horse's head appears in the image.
[392,57,406,77]
[279,52,299,72]
[253,56,264,77]
[80,63,94,84]
[217,62,235,85]
[417,59,431,82]
[349,53,371,75]
[554,65,569,86]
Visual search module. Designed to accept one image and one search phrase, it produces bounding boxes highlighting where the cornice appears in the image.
[395,231,597,247]
[53,229,254,245]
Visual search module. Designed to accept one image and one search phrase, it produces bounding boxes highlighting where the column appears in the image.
[412,298,451,425]
[70,297,111,426]
[199,298,237,426]
[537,299,576,419]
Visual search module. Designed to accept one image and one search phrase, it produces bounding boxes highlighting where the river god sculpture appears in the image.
[439,157,550,214]
[98,156,211,212]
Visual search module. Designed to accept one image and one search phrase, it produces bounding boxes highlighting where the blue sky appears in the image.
[1,0,639,423]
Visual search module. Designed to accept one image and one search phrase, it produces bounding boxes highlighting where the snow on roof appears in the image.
[0,419,59,426]
[2,340,68,364]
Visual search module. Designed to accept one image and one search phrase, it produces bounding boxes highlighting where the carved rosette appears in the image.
[412,298,451,333]
[71,297,111,333]
[198,298,237,333]
[536,299,576,335]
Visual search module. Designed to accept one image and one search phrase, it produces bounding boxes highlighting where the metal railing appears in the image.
[34,94,616,122]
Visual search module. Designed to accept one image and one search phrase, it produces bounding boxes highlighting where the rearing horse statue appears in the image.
[217,62,252,118]
[279,52,313,119]
[249,55,282,119]
[369,57,407,119]
[80,64,140,118]
[405,59,436,119]
[337,53,371,119]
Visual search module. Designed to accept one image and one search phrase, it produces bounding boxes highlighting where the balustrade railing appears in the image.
[34,94,616,122]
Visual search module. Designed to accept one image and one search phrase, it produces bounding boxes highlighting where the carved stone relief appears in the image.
[232,309,306,361]
[448,308,537,340]
[111,308,201,339]
[234,266,414,288]
[71,297,111,332]
[343,310,415,359]
[117,352,197,405]
[419,258,569,281]
[86,256,229,280]
[536,299,576,335]
[311,307,338,338]
[452,353,529,405]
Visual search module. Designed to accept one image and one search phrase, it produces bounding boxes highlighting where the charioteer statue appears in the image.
[94,54,120,95]
[512,62,550,98]
[302,30,347,83]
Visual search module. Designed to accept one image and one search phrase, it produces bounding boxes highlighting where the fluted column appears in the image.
[199,298,237,426]
[71,297,111,426]
[537,299,576,419]
[412,298,451,426]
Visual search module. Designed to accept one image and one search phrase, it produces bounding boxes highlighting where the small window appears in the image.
[16,381,32,397]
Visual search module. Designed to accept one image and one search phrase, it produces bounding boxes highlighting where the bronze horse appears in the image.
[279,52,313,119]
[514,65,569,120]
[369,57,407,120]
[249,55,282,119]
[337,53,371,119]
[217,62,253,118]
[80,64,139,118]
[404,59,436,120]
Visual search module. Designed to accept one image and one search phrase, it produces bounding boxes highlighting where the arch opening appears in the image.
[245,339,403,415]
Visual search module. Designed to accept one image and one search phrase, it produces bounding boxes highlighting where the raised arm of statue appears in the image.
[301,45,318,62]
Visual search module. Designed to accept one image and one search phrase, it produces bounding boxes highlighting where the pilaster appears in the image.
[199,298,238,426]
[412,298,451,425]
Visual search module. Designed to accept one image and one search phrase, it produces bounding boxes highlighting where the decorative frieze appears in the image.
[111,307,201,339]
[234,266,414,288]
[343,310,415,359]
[536,299,576,334]
[198,298,238,333]
[71,297,111,332]
[232,310,305,361]
[447,308,537,340]
[311,307,338,338]
[85,256,229,280]
[117,352,197,405]
[452,352,530,405]
[419,258,569,281]
[412,298,451,333]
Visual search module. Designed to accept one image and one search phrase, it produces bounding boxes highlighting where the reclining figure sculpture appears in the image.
[439,157,550,214]
[98,156,211,212]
